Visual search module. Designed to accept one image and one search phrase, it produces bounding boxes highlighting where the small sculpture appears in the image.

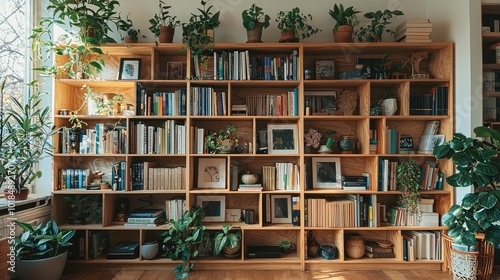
[410,50,429,78]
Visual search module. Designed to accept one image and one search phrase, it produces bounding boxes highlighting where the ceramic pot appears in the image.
[339,135,354,153]
[219,139,233,154]
[124,36,138,43]
[241,171,258,184]
[279,31,298,42]
[345,233,365,259]
[333,25,354,42]
[318,145,332,154]
[246,22,264,43]
[17,252,67,280]
[159,26,174,43]
[381,98,397,116]
[223,240,241,256]
[3,187,30,200]
[320,244,337,260]
[141,241,159,260]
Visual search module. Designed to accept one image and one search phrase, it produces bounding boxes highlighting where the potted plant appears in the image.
[355,9,404,42]
[15,218,76,280]
[433,126,500,279]
[0,80,57,200]
[379,88,398,116]
[395,158,422,225]
[148,0,180,44]
[182,0,220,58]
[318,130,337,154]
[124,28,146,43]
[328,3,360,42]
[205,124,239,154]
[214,224,242,257]
[275,7,321,42]
[242,3,271,43]
[161,205,209,280]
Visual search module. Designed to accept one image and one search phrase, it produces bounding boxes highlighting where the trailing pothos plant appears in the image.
[433,126,500,247]
[181,0,220,58]
[161,205,209,279]
[396,158,422,224]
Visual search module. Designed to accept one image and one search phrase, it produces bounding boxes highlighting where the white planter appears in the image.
[381,98,397,116]
[17,251,67,280]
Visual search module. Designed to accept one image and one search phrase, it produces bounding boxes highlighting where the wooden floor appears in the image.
[60,269,460,280]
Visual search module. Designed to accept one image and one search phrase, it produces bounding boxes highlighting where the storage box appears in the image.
[419,212,439,226]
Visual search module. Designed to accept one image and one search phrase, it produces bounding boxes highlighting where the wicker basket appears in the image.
[443,234,453,273]
[476,238,495,280]
[450,248,479,280]
[0,237,9,280]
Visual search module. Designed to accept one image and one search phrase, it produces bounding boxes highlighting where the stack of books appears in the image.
[341,175,368,190]
[395,20,432,42]
[238,183,263,191]
[124,209,166,227]
[364,240,395,258]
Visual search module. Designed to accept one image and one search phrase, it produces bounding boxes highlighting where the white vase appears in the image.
[381,98,397,116]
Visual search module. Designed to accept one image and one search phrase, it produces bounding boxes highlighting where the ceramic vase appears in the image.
[345,233,365,259]
[381,98,397,116]
[339,136,354,153]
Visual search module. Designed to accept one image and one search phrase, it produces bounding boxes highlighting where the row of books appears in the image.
[111,161,127,191]
[341,175,370,191]
[190,87,227,116]
[130,162,186,191]
[402,230,442,261]
[129,121,186,154]
[378,158,443,192]
[395,19,432,42]
[228,164,299,192]
[305,197,355,228]
[409,86,449,116]
[275,162,300,191]
[245,89,299,116]
[135,87,187,116]
[388,207,439,227]
[58,169,90,190]
[59,124,127,155]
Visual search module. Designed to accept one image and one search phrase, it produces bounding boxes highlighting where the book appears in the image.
[107,242,139,259]
[123,223,162,227]
[364,240,393,253]
[365,251,396,258]
[128,209,164,218]
[127,215,166,224]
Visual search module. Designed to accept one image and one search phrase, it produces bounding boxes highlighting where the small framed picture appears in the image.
[315,59,335,80]
[267,124,298,154]
[118,58,141,80]
[304,91,337,115]
[312,157,342,189]
[225,208,242,222]
[432,135,446,149]
[197,196,225,222]
[197,158,226,189]
[271,195,292,223]
[167,62,183,80]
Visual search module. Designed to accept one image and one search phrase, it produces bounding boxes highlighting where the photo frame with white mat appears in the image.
[118,58,141,80]
[271,195,292,223]
[312,157,342,189]
[267,124,298,154]
[197,196,225,222]
[197,158,226,189]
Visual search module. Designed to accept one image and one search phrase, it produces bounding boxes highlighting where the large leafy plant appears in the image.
[242,3,271,31]
[275,7,321,39]
[328,3,360,30]
[355,9,403,42]
[15,218,76,260]
[214,224,241,255]
[181,0,220,57]
[433,126,500,247]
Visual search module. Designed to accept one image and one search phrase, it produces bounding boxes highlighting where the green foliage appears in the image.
[148,0,180,39]
[15,218,76,260]
[275,7,321,39]
[355,9,404,42]
[181,0,220,57]
[396,158,421,216]
[0,80,58,192]
[434,126,500,247]
[328,3,360,29]
[323,130,337,149]
[205,124,239,153]
[242,4,271,31]
[161,205,209,279]
[213,224,242,255]
[127,28,146,41]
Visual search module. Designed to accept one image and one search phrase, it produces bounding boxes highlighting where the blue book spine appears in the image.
[168,92,173,116]
[293,88,299,116]
[120,161,126,191]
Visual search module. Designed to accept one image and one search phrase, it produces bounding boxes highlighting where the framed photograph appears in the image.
[432,135,446,149]
[118,58,141,80]
[315,59,335,80]
[271,195,292,223]
[267,124,298,154]
[167,62,183,80]
[197,196,225,222]
[304,91,337,115]
[197,158,226,189]
[225,208,242,222]
[312,157,342,189]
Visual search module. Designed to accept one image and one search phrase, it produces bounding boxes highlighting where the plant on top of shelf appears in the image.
[242,4,271,43]
[161,205,209,279]
[355,9,404,42]
[148,0,180,44]
[395,158,422,224]
[433,126,500,249]
[0,79,57,200]
[328,3,360,42]
[205,124,239,154]
[275,7,321,42]
[214,224,242,256]
[125,27,146,43]
[181,0,220,57]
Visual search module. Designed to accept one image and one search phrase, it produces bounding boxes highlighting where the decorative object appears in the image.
[276,7,320,42]
[450,248,479,280]
[242,4,271,43]
[431,135,445,150]
[318,129,337,154]
[337,89,358,115]
[320,244,337,260]
[395,159,422,225]
[148,0,180,44]
[380,98,397,115]
[410,50,429,78]
[376,55,403,79]
[271,195,292,223]
[267,124,298,154]
[307,231,320,257]
[355,9,404,42]
[141,240,159,260]
[304,128,322,150]
[15,219,75,280]
[124,28,146,43]
[214,224,242,257]
[181,0,220,57]
[315,60,335,80]
[339,135,354,154]
[205,124,239,154]
[312,157,341,189]
[304,91,337,115]
[280,240,292,254]
[118,58,141,80]
[329,3,360,42]
[197,195,226,222]
[224,209,242,222]
[345,233,365,259]
[161,205,209,279]
[257,130,268,151]
[167,62,184,80]
[197,158,226,189]
[241,171,259,184]
[114,197,130,223]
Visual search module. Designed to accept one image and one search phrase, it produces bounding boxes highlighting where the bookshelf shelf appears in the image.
[52,42,454,271]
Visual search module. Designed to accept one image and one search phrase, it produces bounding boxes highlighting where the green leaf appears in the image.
[452,152,471,167]
[433,144,451,158]
[456,231,477,247]
[449,139,464,150]
[478,192,498,209]
[462,193,479,208]
[476,162,498,177]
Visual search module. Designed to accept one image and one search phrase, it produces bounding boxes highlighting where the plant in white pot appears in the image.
[15,219,76,280]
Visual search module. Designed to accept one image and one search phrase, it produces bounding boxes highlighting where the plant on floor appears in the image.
[395,158,422,224]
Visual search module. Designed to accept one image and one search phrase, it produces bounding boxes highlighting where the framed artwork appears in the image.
[304,91,337,115]
[432,135,446,149]
[271,195,292,223]
[267,124,298,154]
[167,62,183,80]
[118,58,141,80]
[197,196,225,222]
[312,157,342,189]
[197,158,226,189]
[225,208,242,222]
[315,59,335,80]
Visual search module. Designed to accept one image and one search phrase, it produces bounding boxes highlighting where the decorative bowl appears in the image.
[320,244,336,260]
[141,241,159,260]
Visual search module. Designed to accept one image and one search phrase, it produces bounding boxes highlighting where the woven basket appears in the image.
[476,238,495,280]
[0,237,9,280]
[443,234,453,273]
[450,248,479,280]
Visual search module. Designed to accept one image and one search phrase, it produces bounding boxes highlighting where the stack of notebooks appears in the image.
[395,20,432,42]
[124,208,166,227]
[364,240,395,258]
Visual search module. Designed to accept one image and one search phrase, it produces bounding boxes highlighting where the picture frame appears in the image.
[271,195,292,223]
[197,196,225,222]
[118,58,141,80]
[225,208,242,222]
[315,59,335,80]
[197,158,226,189]
[304,91,337,115]
[166,61,183,80]
[267,124,298,154]
[432,135,446,149]
[312,157,342,189]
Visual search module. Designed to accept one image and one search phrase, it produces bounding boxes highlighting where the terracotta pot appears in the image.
[333,25,354,42]
[3,187,30,200]
[279,31,298,42]
[124,36,138,43]
[159,26,175,43]
[246,22,264,43]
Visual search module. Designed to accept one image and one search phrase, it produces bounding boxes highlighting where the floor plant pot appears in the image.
[450,247,479,280]
[159,26,174,43]
[333,25,354,42]
[246,22,264,43]
[17,251,68,280]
